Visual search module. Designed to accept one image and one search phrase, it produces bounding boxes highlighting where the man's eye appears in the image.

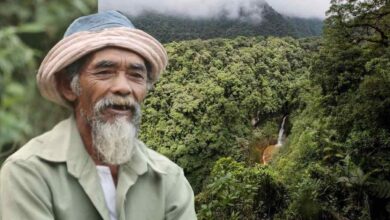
[96,70,113,75]
[129,72,145,79]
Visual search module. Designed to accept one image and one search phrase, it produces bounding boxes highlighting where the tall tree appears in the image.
[283,0,390,218]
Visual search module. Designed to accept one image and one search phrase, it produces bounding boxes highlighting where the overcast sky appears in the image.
[269,0,330,18]
[99,0,331,19]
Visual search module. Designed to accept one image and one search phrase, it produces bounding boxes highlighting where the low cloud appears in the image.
[269,0,330,18]
[99,0,330,19]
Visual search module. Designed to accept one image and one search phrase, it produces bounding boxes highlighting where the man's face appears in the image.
[70,47,149,164]
[76,47,148,123]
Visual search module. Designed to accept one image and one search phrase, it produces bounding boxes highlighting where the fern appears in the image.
[370,180,390,199]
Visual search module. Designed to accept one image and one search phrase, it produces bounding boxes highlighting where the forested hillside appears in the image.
[141,36,314,193]
[130,3,323,43]
[1,0,389,219]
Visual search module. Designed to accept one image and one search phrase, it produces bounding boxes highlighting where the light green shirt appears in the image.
[0,116,196,220]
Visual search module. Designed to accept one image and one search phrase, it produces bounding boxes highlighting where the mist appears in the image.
[269,0,330,18]
[99,0,330,20]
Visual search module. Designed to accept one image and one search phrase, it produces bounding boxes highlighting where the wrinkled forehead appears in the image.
[84,47,148,70]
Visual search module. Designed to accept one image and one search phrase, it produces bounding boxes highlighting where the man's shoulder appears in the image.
[144,147,183,175]
[5,132,49,163]
[1,131,57,179]
[4,118,70,164]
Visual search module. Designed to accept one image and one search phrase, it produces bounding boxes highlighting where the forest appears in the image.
[130,7,323,43]
[0,0,389,219]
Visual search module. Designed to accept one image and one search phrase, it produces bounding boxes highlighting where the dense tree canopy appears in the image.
[273,0,390,219]
[130,8,323,43]
[140,36,312,192]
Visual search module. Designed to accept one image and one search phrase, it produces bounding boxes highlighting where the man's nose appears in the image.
[111,73,131,96]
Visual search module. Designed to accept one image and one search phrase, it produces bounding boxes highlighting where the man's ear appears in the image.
[56,70,78,102]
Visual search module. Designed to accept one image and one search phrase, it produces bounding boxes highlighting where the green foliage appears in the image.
[272,1,390,219]
[371,180,390,199]
[0,27,35,161]
[287,17,323,38]
[326,0,389,47]
[140,36,311,192]
[196,157,286,220]
[0,0,96,161]
[280,172,324,220]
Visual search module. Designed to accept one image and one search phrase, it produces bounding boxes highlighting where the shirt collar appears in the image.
[35,115,166,177]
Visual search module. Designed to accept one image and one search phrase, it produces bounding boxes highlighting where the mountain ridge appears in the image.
[127,1,323,43]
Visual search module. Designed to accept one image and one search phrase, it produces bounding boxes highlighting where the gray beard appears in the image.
[83,96,142,165]
[91,116,137,165]
[72,76,143,165]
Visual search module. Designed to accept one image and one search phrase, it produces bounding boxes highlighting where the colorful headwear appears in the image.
[37,11,168,108]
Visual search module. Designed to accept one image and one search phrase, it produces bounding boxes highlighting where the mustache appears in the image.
[94,95,138,114]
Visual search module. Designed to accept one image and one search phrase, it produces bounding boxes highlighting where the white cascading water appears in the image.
[276,116,286,147]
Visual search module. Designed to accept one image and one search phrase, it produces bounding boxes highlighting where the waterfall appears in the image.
[276,116,286,147]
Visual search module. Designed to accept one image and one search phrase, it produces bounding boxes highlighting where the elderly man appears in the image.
[0,11,196,220]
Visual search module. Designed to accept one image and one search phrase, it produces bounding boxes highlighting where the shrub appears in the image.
[196,157,287,220]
